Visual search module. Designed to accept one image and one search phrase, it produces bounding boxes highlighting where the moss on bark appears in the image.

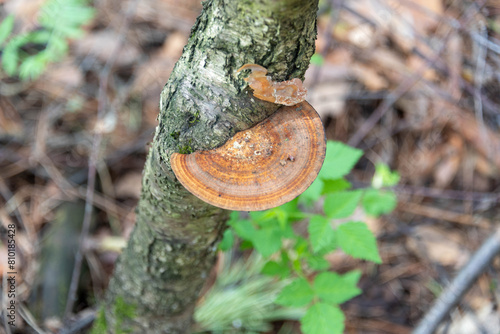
[103,0,318,332]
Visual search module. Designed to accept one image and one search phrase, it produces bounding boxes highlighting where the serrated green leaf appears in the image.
[362,189,397,217]
[308,215,335,253]
[19,53,49,80]
[324,190,362,219]
[230,219,257,241]
[313,271,362,304]
[46,35,69,56]
[342,270,362,285]
[276,278,314,307]
[299,177,324,205]
[261,260,290,278]
[337,222,381,263]
[319,141,363,180]
[322,178,351,194]
[39,0,95,37]
[28,30,52,44]
[306,255,330,270]
[1,41,19,75]
[253,228,282,257]
[301,303,345,334]
[265,198,301,226]
[0,15,15,46]
[218,229,234,251]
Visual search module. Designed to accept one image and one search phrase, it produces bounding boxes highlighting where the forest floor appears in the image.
[1,0,499,333]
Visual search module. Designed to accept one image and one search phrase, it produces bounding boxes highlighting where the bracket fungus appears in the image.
[237,64,307,106]
[171,101,326,211]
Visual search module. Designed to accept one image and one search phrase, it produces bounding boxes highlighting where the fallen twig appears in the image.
[399,202,491,228]
[412,227,500,334]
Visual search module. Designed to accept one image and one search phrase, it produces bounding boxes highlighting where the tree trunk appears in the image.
[102,0,319,332]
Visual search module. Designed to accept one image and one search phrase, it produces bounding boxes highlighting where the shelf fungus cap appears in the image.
[171,101,326,211]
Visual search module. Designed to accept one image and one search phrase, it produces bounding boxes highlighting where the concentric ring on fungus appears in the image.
[171,101,326,211]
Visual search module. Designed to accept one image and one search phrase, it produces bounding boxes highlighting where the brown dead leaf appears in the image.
[347,24,376,49]
[33,61,84,99]
[433,134,464,188]
[114,172,142,199]
[407,54,438,81]
[435,101,500,171]
[131,32,188,95]
[433,153,461,188]
[133,0,200,32]
[351,63,389,90]
[75,31,140,67]
[0,96,23,137]
[406,225,470,268]
[159,31,188,60]
[370,49,409,81]
[474,153,498,178]
[407,0,444,34]
[4,0,45,31]
[131,31,188,120]
[441,304,500,334]
[306,82,350,118]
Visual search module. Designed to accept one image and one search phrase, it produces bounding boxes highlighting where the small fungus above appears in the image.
[237,64,307,106]
[171,101,326,211]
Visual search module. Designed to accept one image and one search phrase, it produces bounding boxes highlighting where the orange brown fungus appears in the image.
[170,101,326,211]
[237,64,307,106]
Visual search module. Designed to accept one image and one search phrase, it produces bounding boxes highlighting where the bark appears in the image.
[102,0,319,332]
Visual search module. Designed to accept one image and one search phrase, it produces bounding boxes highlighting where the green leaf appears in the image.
[308,215,335,253]
[301,303,345,334]
[342,270,362,285]
[19,53,48,80]
[218,229,234,251]
[1,43,18,75]
[231,216,283,257]
[253,228,282,257]
[28,30,52,44]
[324,190,362,219]
[299,177,324,205]
[362,189,397,217]
[275,278,314,307]
[227,211,240,224]
[294,236,309,256]
[310,53,325,66]
[322,178,351,194]
[313,271,362,304]
[265,198,302,226]
[0,15,15,46]
[39,0,95,38]
[337,222,382,263]
[249,210,274,224]
[372,163,400,188]
[306,255,330,270]
[261,260,290,278]
[1,34,30,76]
[319,141,363,180]
[230,219,257,241]
[239,240,253,250]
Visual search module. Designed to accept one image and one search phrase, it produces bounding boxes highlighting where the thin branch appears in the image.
[472,21,489,158]
[413,227,500,334]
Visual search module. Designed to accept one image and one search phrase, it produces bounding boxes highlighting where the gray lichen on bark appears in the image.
[103,0,319,333]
